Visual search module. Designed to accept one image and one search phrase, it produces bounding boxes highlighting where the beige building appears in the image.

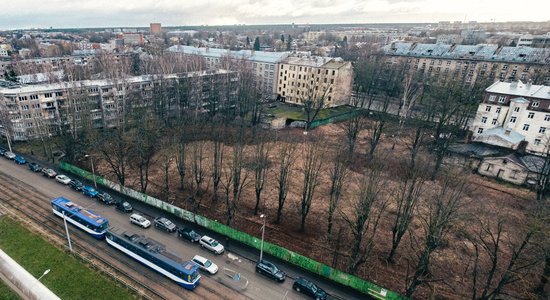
[383,43,550,86]
[276,56,352,107]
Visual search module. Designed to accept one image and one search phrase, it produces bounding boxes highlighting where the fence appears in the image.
[60,162,406,300]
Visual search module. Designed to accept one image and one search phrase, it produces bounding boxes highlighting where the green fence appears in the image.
[60,162,406,300]
[310,108,362,129]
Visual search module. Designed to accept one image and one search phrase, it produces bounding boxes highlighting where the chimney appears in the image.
[526,79,532,89]
[504,129,511,136]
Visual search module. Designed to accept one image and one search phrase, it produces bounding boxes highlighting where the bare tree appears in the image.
[341,163,389,274]
[299,140,325,231]
[276,141,297,223]
[341,94,367,162]
[99,131,132,186]
[211,136,224,203]
[388,167,426,263]
[175,137,187,191]
[222,127,250,226]
[327,151,348,236]
[405,171,469,297]
[190,141,206,212]
[253,137,271,215]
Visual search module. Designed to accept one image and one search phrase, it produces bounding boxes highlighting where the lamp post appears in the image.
[37,269,51,281]
[62,211,73,252]
[85,154,97,188]
[259,214,266,262]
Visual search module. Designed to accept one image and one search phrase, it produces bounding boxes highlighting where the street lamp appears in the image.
[259,214,266,262]
[85,154,97,188]
[37,269,51,281]
[62,211,73,252]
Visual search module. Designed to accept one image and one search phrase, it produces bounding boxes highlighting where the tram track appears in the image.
[0,171,246,300]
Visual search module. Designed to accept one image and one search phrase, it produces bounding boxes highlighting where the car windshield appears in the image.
[211,240,219,247]
[165,220,173,226]
[123,203,131,208]
[204,260,212,267]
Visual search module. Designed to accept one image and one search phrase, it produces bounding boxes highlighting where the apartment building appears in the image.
[382,43,550,85]
[168,45,289,101]
[517,34,550,48]
[0,70,237,141]
[471,80,550,155]
[276,56,352,107]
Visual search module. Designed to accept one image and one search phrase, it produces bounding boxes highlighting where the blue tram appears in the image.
[105,228,201,290]
[51,197,109,239]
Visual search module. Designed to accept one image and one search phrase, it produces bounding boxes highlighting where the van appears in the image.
[129,213,151,228]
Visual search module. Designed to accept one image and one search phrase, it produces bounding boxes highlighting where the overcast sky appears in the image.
[0,0,548,30]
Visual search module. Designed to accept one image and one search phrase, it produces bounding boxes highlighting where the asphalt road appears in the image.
[0,155,369,300]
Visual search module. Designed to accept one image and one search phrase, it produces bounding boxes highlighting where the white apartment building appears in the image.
[168,45,289,101]
[277,56,353,107]
[0,70,237,141]
[471,80,550,155]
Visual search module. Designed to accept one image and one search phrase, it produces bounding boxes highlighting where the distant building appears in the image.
[150,23,162,34]
[276,56,353,107]
[471,80,550,155]
[122,33,143,46]
[517,34,550,48]
[0,49,8,58]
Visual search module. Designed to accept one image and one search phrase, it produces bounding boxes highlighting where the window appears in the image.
[30,94,38,100]
[498,96,506,103]
[546,115,550,121]
[485,163,493,171]
[510,117,517,123]
[44,93,52,98]
[485,105,492,112]
[492,119,498,125]
[514,107,520,112]
[532,101,540,108]
[477,128,484,134]
[496,107,501,113]
[481,117,487,123]
[535,139,542,145]
[510,170,518,179]
[55,91,63,97]
[489,95,496,101]
[528,112,535,119]
[540,127,546,133]
[523,124,530,131]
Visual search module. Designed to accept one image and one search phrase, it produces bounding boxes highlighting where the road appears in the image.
[0,156,369,300]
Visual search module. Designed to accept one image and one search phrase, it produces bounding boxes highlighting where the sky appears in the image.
[0,0,548,30]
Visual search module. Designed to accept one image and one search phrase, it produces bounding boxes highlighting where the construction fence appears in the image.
[59,162,406,300]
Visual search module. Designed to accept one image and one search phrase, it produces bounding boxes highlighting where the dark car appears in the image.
[0,147,7,156]
[69,179,83,191]
[115,201,133,213]
[28,162,42,172]
[41,168,57,178]
[154,217,177,232]
[292,277,327,300]
[177,227,201,242]
[82,185,99,197]
[255,260,286,282]
[97,192,115,205]
[14,155,27,164]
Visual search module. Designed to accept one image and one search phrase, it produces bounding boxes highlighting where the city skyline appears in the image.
[0,0,548,30]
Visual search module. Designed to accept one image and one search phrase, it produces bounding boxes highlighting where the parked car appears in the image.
[177,227,201,243]
[115,200,133,213]
[69,179,83,191]
[0,147,7,156]
[292,277,327,300]
[255,260,286,282]
[41,168,57,178]
[199,236,225,255]
[97,192,115,205]
[28,162,42,172]
[129,213,151,228]
[153,217,177,232]
[55,174,72,185]
[4,151,16,160]
[82,185,99,197]
[192,255,218,275]
[14,155,27,164]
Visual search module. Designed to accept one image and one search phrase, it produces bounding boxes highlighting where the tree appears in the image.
[341,94,367,162]
[341,162,388,274]
[327,152,348,236]
[246,36,251,47]
[253,137,270,215]
[299,140,324,231]
[388,167,426,263]
[281,34,285,43]
[405,171,469,297]
[276,141,297,223]
[190,140,206,212]
[254,37,260,51]
[99,130,132,186]
[222,125,249,226]
[286,35,292,51]
[175,137,187,191]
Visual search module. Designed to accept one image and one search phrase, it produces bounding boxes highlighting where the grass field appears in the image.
[266,103,357,121]
[0,216,136,300]
[0,281,21,300]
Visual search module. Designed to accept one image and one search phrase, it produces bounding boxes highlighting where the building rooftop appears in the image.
[486,80,550,100]
[167,45,289,64]
[478,127,526,145]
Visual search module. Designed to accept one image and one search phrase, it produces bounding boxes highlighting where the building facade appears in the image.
[471,80,550,155]
[276,55,353,107]
[0,70,237,141]
[382,43,550,86]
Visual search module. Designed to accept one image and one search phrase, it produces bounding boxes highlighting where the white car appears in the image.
[192,255,218,275]
[129,213,151,228]
[199,236,225,255]
[55,174,72,185]
[4,151,16,160]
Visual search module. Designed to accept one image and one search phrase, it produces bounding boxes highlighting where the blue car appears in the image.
[14,155,27,164]
[82,185,99,197]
